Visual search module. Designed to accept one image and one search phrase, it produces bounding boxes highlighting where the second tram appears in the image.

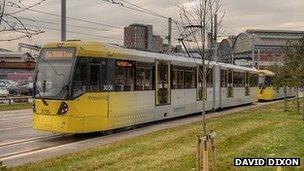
[258,70,295,101]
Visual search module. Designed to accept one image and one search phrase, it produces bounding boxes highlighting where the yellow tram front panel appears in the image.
[33,92,109,133]
[259,87,275,101]
[253,87,260,102]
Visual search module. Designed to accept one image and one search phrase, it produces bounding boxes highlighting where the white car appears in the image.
[0,88,9,97]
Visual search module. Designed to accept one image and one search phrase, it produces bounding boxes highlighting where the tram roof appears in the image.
[258,69,274,76]
[43,41,258,72]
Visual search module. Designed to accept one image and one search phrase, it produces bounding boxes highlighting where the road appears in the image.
[0,101,281,167]
[0,109,53,146]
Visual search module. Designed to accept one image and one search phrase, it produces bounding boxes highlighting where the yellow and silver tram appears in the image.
[258,70,295,101]
[33,41,259,133]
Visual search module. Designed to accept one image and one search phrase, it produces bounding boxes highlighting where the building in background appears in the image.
[152,35,163,53]
[174,45,183,53]
[218,35,237,63]
[124,24,153,51]
[218,29,304,69]
[124,23,183,53]
[0,48,12,53]
[146,25,153,51]
[162,44,183,54]
[0,52,35,81]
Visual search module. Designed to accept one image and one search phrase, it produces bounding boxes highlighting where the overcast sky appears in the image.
[1,0,304,51]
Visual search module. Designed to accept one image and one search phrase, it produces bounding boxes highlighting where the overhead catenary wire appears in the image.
[4,2,123,29]
[100,0,167,19]
[1,0,123,42]
[0,0,49,41]
[119,0,168,19]
[4,20,122,41]
[7,0,47,15]
[0,0,6,24]
[100,0,183,45]
[4,0,182,42]
[100,0,182,26]
[2,0,183,42]
[25,23,123,41]
[17,16,109,31]
[0,19,44,41]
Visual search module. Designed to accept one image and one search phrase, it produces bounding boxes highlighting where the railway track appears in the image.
[0,133,69,148]
[0,100,285,167]
[0,109,32,132]
[0,133,77,159]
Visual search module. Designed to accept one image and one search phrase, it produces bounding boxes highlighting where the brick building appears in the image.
[124,24,166,53]
[124,24,153,51]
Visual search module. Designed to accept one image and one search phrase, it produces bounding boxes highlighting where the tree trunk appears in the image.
[202,94,208,171]
[302,108,304,121]
[302,105,304,121]
[202,99,207,134]
[296,86,300,115]
[284,86,288,112]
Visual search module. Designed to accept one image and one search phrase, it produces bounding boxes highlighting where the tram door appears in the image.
[155,61,171,106]
[196,67,207,101]
[227,69,234,98]
[245,72,250,96]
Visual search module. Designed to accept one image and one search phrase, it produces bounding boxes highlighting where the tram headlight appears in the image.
[57,102,68,115]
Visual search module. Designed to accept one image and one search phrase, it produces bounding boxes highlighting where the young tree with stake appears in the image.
[175,0,224,170]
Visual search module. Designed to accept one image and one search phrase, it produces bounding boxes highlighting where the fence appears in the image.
[0,96,33,105]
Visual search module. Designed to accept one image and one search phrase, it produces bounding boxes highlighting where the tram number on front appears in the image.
[41,109,51,115]
[103,85,113,91]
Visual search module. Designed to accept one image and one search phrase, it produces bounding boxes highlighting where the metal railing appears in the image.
[0,96,32,105]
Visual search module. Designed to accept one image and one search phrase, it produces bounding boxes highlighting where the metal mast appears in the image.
[61,0,66,41]
[168,17,172,54]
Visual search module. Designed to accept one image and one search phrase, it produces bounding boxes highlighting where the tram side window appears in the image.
[250,74,259,87]
[115,60,134,91]
[135,62,153,91]
[245,72,250,85]
[89,65,100,91]
[233,72,238,87]
[221,69,227,87]
[73,59,87,97]
[233,72,245,87]
[207,68,213,88]
[265,76,272,87]
[184,67,196,88]
[228,70,233,85]
[172,66,184,89]
[227,69,234,98]
[240,72,245,87]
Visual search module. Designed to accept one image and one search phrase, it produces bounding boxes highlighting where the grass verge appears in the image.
[0,103,32,112]
[11,100,304,170]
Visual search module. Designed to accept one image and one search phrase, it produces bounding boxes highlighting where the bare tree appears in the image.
[175,0,225,170]
[0,0,45,41]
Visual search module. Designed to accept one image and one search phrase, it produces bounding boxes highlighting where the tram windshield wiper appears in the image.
[34,70,48,105]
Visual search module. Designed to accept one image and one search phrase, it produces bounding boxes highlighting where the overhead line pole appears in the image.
[213,13,218,62]
[212,5,218,113]
[61,0,66,41]
[168,17,172,54]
